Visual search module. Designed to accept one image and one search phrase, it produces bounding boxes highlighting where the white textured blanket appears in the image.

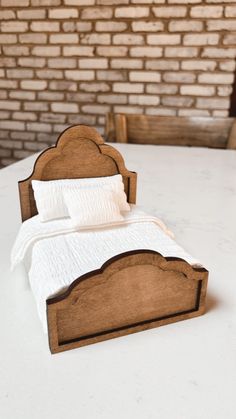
[11,206,201,332]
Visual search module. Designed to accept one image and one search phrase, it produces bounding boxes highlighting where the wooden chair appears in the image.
[105,113,236,149]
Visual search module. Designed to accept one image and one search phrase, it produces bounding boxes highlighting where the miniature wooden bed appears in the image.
[18,125,208,354]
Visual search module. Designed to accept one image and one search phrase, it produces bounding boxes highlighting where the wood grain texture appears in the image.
[47,250,208,354]
[18,124,137,221]
[106,114,236,149]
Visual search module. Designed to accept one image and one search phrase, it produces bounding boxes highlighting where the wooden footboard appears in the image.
[47,250,208,354]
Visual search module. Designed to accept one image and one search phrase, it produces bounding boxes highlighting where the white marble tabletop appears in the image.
[0,144,236,419]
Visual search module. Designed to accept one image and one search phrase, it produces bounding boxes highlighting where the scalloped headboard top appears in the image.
[18,125,137,221]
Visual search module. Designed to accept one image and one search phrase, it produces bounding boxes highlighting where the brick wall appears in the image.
[0,0,236,167]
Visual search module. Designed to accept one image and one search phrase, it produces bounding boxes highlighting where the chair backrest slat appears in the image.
[106,113,236,149]
[115,114,127,143]
[227,120,236,149]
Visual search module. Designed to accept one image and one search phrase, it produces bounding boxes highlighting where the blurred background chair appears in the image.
[105,113,236,149]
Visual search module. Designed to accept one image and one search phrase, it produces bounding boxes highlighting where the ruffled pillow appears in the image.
[63,187,124,228]
[32,174,130,222]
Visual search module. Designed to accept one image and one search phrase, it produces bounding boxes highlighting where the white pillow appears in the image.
[63,187,124,229]
[32,174,130,222]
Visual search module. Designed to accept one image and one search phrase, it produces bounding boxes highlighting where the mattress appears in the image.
[12,206,202,332]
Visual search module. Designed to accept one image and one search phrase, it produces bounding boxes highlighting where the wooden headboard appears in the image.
[18,125,137,222]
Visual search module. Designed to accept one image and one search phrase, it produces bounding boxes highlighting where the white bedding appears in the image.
[11,206,202,332]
